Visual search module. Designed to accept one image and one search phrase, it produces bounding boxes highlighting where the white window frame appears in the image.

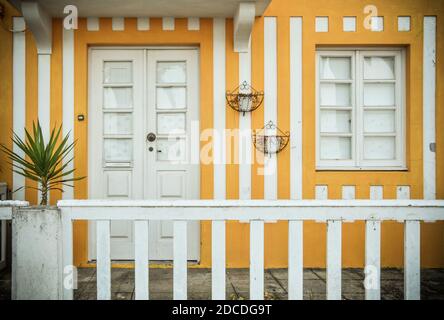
[316,48,406,170]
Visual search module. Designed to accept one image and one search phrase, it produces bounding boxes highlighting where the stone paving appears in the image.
[1,268,444,300]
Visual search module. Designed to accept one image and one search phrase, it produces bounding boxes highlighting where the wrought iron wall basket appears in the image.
[226,81,264,115]
[252,121,290,155]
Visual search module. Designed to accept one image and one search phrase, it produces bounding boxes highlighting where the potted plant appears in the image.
[0,121,84,205]
[0,121,85,299]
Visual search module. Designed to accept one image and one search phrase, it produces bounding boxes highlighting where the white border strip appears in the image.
[290,17,303,200]
[112,17,124,31]
[62,28,75,199]
[264,17,277,200]
[137,17,150,31]
[423,16,436,200]
[213,18,226,200]
[188,18,200,31]
[38,54,51,145]
[239,42,252,200]
[163,17,175,31]
[87,17,99,31]
[12,17,26,200]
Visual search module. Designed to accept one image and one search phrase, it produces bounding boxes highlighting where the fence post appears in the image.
[12,206,63,300]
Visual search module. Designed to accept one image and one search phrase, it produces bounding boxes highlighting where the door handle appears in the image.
[146,132,156,142]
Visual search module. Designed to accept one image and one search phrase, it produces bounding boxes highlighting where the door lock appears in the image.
[146,132,156,142]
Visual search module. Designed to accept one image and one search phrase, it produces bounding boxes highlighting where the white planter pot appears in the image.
[12,206,63,300]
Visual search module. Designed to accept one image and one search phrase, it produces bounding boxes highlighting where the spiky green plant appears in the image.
[0,121,84,205]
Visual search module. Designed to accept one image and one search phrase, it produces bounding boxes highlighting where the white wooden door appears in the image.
[89,48,200,261]
[145,50,200,260]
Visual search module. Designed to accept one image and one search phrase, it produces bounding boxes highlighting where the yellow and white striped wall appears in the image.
[1,0,443,267]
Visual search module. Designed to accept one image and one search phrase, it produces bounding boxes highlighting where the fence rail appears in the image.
[58,199,444,301]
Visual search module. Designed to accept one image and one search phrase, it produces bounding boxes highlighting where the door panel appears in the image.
[146,50,200,261]
[89,48,199,261]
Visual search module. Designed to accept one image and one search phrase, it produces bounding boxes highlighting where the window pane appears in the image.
[320,136,351,160]
[363,83,395,106]
[320,83,351,106]
[363,136,395,160]
[320,110,351,133]
[364,110,395,133]
[157,138,186,161]
[104,87,133,109]
[364,56,395,80]
[320,57,351,80]
[103,113,132,135]
[157,62,186,84]
[104,139,132,162]
[104,62,132,84]
[157,113,186,135]
[156,87,186,109]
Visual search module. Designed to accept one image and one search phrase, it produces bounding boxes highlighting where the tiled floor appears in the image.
[1,268,444,300]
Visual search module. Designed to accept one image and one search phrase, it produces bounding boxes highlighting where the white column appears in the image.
[290,17,303,200]
[423,16,436,200]
[12,17,26,201]
[62,27,75,199]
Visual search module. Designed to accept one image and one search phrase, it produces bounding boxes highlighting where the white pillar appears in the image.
[12,17,26,201]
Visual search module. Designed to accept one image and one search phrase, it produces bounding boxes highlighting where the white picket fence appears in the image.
[58,199,444,301]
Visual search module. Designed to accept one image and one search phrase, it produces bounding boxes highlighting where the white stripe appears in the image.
[188,17,200,31]
[290,17,303,200]
[86,17,99,31]
[162,17,175,31]
[211,220,226,299]
[239,42,251,200]
[12,17,26,200]
[38,54,51,203]
[423,16,436,200]
[137,17,150,31]
[213,18,226,200]
[263,17,277,200]
[112,17,124,31]
[62,28,75,199]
